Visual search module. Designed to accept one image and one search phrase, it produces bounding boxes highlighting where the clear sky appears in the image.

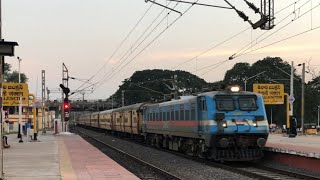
[3,0,320,101]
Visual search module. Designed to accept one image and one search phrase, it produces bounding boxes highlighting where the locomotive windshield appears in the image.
[216,98,235,111]
[238,96,257,111]
[215,95,258,111]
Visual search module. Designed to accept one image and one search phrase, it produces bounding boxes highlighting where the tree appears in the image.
[4,63,28,83]
[6,70,28,83]
[108,69,209,107]
[222,57,303,126]
[223,62,251,89]
[4,63,12,80]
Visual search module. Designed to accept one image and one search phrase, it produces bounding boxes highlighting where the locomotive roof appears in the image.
[198,91,261,97]
[146,96,196,107]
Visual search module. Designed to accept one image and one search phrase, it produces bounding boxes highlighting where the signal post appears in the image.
[60,83,70,132]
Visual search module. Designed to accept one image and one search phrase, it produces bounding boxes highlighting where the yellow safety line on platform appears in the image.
[58,137,77,180]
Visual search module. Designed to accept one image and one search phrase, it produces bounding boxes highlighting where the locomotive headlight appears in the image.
[230,86,240,92]
[252,120,258,127]
[222,121,228,128]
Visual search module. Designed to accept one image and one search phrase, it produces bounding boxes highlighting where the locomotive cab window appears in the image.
[216,97,235,111]
[238,96,257,111]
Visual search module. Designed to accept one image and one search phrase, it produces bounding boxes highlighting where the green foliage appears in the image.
[108,69,209,107]
[4,63,28,83]
[6,70,28,83]
[222,56,320,126]
[108,57,320,126]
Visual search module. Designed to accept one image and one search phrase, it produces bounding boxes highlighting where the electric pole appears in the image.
[122,90,125,107]
[290,61,294,116]
[301,63,305,135]
[41,70,46,134]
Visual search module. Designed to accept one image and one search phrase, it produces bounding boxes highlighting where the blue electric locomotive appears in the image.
[77,86,269,161]
[142,86,268,161]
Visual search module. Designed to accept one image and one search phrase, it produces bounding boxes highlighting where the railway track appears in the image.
[219,164,320,180]
[74,126,319,180]
[74,127,182,180]
[172,148,320,180]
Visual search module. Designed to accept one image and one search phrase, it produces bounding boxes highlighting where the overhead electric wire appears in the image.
[172,27,251,69]
[91,1,200,94]
[188,1,310,77]
[277,0,303,14]
[102,1,174,83]
[200,60,228,76]
[235,25,320,58]
[172,0,302,70]
[231,1,305,58]
[233,0,315,58]
[234,0,320,58]
[83,0,316,99]
[70,3,154,94]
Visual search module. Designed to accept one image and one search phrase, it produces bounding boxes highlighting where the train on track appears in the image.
[77,86,269,161]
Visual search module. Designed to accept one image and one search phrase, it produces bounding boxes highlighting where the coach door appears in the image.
[197,96,207,133]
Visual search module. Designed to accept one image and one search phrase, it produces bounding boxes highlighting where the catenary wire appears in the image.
[92,1,200,98]
[193,1,316,77]
[98,1,175,84]
[171,0,302,70]
[234,0,315,58]
[91,1,199,94]
[235,24,320,58]
[70,3,154,94]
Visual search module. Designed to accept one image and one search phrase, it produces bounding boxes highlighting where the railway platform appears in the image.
[265,133,320,159]
[3,131,139,180]
[264,133,320,174]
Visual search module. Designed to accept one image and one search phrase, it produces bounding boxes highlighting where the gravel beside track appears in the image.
[74,127,253,180]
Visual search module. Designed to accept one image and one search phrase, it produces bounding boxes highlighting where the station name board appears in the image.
[2,83,29,106]
[253,84,284,105]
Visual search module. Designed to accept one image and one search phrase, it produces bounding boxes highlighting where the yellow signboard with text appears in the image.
[3,83,29,106]
[253,84,284,104]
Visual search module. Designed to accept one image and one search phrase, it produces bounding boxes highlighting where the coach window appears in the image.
[174,110,178,120]
[171,110,175,121]
[160,110,163,120]
[167,111,170,121]
[185,109,190,120]
[191,103,196,120]
[170,106,174,121]
[156,112,159,121]
[180,104,184,120]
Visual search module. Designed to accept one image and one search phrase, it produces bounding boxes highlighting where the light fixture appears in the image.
[252,120,258,127]
[230,86,240,92]
[222,121,228,128]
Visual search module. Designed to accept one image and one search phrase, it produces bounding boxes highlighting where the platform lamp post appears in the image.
[0,40,19,179]
[17,56,23,142]
[297,63,305,135]
[244,71,266,91]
